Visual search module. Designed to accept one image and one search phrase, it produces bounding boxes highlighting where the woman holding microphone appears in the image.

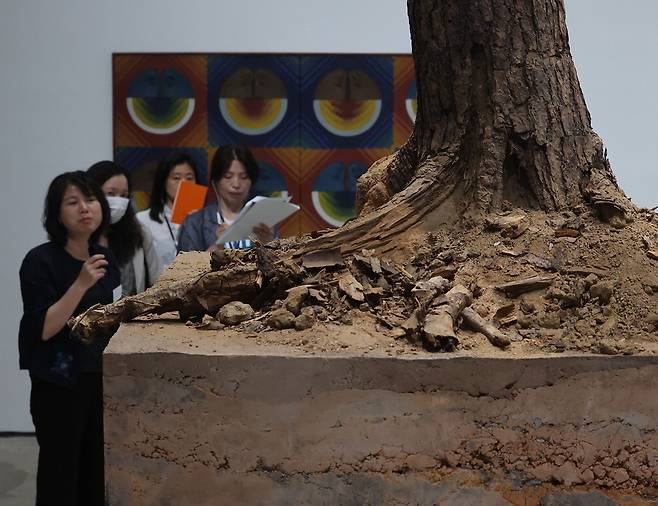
[19,171,120,505]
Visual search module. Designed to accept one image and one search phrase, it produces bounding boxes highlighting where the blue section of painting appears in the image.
[253,162,290,194]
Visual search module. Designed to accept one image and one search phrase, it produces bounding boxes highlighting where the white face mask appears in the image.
[106,196,130,224]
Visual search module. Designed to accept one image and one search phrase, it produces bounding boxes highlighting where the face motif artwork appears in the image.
[165,163,196,204]
[59,184,103,239]
[216,159,252,211]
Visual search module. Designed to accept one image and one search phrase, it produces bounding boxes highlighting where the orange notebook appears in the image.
[170,181,208,224]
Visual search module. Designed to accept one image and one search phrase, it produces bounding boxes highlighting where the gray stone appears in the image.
[284,286,309,316]
[267,308,296,329]
[217,301,254,325]
[294,313,314,331]
[590,281,614,305]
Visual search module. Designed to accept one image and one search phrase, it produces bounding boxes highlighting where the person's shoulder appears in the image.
[22,242,59,262]
[136,208,151,223]
[140,221,155,242]
[20,242,59,274]
[183,204,215,225]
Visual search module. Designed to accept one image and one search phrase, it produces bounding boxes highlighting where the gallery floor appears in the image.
[0,434,37,506]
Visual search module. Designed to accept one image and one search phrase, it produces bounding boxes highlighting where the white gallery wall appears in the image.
[0,0,656,431]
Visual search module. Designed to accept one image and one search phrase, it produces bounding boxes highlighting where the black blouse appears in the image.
[19,242,121,386]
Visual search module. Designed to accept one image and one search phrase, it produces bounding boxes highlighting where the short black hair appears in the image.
[149,152,199,223]
[86,160,143,266]
[210,146,259,185]
[43,171,109,247]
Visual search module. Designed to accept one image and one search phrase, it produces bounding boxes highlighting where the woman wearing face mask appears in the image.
[19,171,120,505]
[178,145,273,252]
[87,161,162,295]
[136,152,199,271]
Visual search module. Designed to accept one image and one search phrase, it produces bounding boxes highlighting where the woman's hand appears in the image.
[76,254,107,290]
[206,224,229,252]
[252,223,274,243]
[41,254,107,341]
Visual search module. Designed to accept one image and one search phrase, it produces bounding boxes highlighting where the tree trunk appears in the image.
[299,0,630,256]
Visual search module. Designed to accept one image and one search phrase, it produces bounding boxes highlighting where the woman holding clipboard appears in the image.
[178,146,274,252]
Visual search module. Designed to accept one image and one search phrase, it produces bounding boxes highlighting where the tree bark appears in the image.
[300,0,630,256]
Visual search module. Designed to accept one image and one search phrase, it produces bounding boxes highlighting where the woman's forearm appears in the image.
[41,280,87,341]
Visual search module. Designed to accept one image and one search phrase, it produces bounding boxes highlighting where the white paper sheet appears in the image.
[216,196,300,244]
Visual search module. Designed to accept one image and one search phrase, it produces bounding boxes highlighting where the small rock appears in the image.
[520,299,535,314]
[390,328,406,339]
[545,287,567,301]
[580,468,595,483]
[589,281,614,305]
[538,312,561,329]
[597,340,619,355]
[217,301,255,326]
[315,307,328,320]
[411,276,451,302]
[600,316,618,335]
[339,314,353,325]
[294,313,314,331]
[574,319,592,336]
[517,314,533,329]
[266,308,296,329]
[592,464,606,479]
[646,313,658,329]
[583,273,599,288]
[485,213,528,238]
[402,311,421,334]
[600,457,613,467]
[284,286,309,316]
[197,314,225,331]
[552,461,581,486]
[610,467,629,484]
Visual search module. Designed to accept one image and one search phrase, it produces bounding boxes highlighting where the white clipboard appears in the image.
[216,196,300,244]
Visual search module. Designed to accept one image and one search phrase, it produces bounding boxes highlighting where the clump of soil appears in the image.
[146,204,658,357]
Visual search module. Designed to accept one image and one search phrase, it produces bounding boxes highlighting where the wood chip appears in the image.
[302,248,344,269]
[370,256,382,274]
[499,248,522,257]
[461,307,510,349]
[337,272,365,302]
[495,275,555,297]
[431,265,458,280]
[554,227,581,238]
[564,267,608,277]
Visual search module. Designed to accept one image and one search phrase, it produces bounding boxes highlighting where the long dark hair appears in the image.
[87,161,143,267]
[149,152,199,223]
[210,146,259,185]
[43,171,109,247]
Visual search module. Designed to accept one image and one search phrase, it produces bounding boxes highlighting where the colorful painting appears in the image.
[207,55,300,148]
[114,55,208,148]
[300,149,390,233]
[300,55,393,149]
[113,53,415,235]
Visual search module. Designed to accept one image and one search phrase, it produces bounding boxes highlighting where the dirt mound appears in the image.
[143,205,658,358]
